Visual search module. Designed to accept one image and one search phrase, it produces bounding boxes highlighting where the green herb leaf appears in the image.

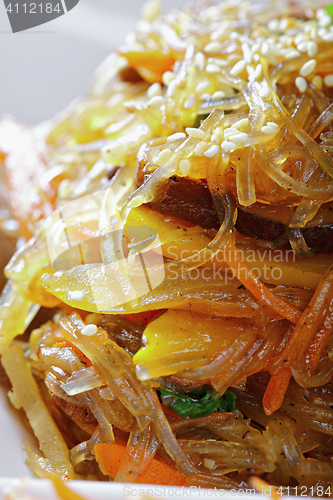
[222,391,237,412]
[123,347,133,358]
[326,4,333,17]
[158,387,237,419]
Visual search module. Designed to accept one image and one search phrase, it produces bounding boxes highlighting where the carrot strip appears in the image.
[94,443,124,478]
[306,309,333,371]
[282,264,333,371]
[119,50,176,83]
[224,237,302,324]
[250,477,283,500]
[94,443,188,486]
[262,366,292,416]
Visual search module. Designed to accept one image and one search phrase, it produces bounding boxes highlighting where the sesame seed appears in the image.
[230,31,241,42]
[157,148,173,163]
[195,81,210,95]
[212,91,226,99]
[283,49,301,60]
[324,74,333,87]
[319,15,332,28]
[223,127,239,138]
[261,41,270,56]
[286,28,298,36]
[311,75,323,89]
[231,118,249,130]
[295,76,307,93]
[69,291,85,301]
[227,131,248,144]
[322,32,333,42]
[299,59,317,77]
[242,43,252,63]
[204,145,220,157]
[310,27,321,42]
[307,41,318,57]
[208,57,229,67]
[297,41,309,53]
[148,96,164,108]
[303,24,313,36]
[194,52,206,70]
[194,141,208,156]
[251,43,260,55]
[253,63,263,81]
[54,271,64,278]
[167,80,177,97]
[318,28,328,39]
[204,41,223,53]
[206,63,221,73]
[316,9,327,19]
[183,94,196,109]
[267,121,279,128]
[268,19,279,31]
[228,54,241,65]
[179,159,191,176]
[210,25,227,42]
[167,132,186,142]
[279,18,289,32]
[230,59,247,76]
[186,127,205,139]
[261,122,279,134]
[200,93,211,101]
[147,82,163,99]
[162,71,175,86]
[280,34,293,46]
[211,133,220,144]
[81,324,98,336]
[221,140,237,152]
[259,82,271,99]
[295,33,309,45]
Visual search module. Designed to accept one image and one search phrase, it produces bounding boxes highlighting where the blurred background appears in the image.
[0,0,188,125]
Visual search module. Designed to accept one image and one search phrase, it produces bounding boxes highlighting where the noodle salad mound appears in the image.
[1,0,333,492]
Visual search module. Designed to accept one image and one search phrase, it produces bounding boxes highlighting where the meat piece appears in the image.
[235,208,285,242]
[146,175,287,241]
[147,176,220,230]
[118,65,143,84]
[303,224,333,254]
[141,174,333,254]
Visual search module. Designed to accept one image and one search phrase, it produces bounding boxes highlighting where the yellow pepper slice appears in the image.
[133,309,257,379]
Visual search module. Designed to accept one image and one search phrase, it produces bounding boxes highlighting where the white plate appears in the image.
[0,477,270,500]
